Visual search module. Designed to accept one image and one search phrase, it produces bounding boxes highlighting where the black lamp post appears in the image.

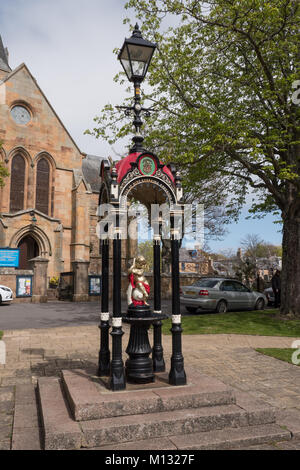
[118,24,156,153]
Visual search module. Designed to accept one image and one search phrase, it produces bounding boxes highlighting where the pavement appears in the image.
[0,300,176,330]
[1,301,300,450]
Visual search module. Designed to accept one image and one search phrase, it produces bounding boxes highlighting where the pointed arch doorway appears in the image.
[18,235,39,270]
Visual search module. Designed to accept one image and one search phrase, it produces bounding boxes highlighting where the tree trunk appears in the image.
[281,210,300,316]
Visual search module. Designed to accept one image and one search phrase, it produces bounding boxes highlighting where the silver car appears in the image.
[180,278,267,314]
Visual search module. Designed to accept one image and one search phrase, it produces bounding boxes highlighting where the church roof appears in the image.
[82,154,105,193]
[0,35,11,72]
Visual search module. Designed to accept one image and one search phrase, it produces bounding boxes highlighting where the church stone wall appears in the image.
[0,63,96,295]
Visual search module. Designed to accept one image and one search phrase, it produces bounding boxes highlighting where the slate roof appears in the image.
[0,35,11,73]
[82,154,105,193]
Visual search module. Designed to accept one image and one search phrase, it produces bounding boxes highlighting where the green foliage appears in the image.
[241,233,282,259]
[138,240,154,271]
[256,348,299,365]
[161,309,300,336]
[234,258,257,284]
[89,0,300,223]
[0,331,3,340]
[0,141,9,187]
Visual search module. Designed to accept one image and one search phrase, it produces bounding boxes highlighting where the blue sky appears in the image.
[0,0,283,253]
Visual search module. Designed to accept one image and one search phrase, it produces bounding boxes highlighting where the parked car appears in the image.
[0,285,13,305]
[180,278,267,314]
[263,287,275,306]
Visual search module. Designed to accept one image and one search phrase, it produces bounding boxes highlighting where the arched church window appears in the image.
[36,158,50,215]
[9,154,25,213]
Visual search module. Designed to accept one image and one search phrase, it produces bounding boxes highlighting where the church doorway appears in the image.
[18,235,39,270]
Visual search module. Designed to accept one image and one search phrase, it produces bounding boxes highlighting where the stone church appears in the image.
[0,35,103,301]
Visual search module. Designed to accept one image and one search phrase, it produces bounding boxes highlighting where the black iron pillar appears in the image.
[169,229,187,386]
[98,239,110,376]
[110,233,126,391]
[152,236,165,372]
[125,316,155,384]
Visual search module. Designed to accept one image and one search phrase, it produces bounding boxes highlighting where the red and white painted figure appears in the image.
[127,256,150,307]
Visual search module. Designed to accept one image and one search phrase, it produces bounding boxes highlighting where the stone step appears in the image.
[80,401,276,448]
[62,369,236,421]
[38,377,84,450]
[94,423,291,451]
[12,384,42,450]
[37,372,278,450]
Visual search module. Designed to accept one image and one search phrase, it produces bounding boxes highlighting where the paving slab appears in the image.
[11,384,41,450]
[277,408,300,440]
[0,439,11,450]
[93,437,177,451]
[38,377,84,450]
[169,424,291,450]
[12,428,42,451]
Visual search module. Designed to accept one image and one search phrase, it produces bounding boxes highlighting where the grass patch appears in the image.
[256,348,299,365]
[0,331,3,340]
[162,309,300,337]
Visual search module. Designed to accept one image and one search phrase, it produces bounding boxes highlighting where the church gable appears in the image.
[0,63,83,170]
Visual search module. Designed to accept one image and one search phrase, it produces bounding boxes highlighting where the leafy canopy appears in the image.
[88,0,300,222]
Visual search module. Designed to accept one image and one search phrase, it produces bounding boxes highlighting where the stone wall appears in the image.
[0,63,90,281]
[0,268,33,303]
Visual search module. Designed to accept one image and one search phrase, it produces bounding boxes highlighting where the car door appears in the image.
[219,281,237,310]
[231,281,250,309]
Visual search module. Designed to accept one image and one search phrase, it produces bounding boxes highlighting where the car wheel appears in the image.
[255,298,265,310]
[185,307,198,314]
[216,300,227,313]
[0,295,2,305]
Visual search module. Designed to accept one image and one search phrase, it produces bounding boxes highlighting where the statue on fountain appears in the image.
[127,256,150,308]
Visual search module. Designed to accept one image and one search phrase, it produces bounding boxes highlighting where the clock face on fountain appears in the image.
[10,105,31,125]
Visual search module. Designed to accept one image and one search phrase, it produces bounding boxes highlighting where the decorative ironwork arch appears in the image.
[119,174,176,210]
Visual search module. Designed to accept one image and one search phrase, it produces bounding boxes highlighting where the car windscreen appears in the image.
[193,279,219,288]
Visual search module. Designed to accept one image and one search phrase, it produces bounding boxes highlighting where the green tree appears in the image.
[0,142,9,189]
[138,240,154,271]
[235,258,257,287]
[90,1,300,316]
[241,233,282,259]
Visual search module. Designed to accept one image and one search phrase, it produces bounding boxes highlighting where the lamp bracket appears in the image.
[115,105,153,118]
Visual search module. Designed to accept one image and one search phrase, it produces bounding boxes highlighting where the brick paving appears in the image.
[1,324,300,450]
